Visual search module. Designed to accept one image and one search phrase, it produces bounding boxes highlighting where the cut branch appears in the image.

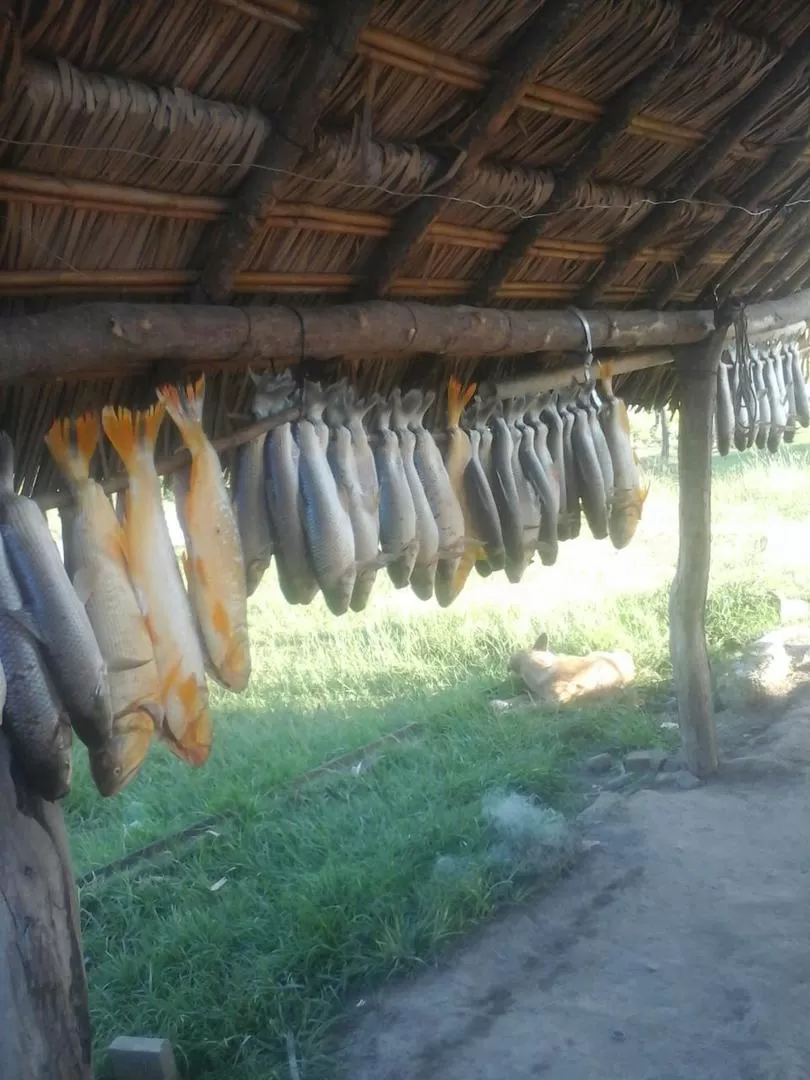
[2,292,809,384]
[470,9,701,305]
[650,135,810,306]
[358,0,584,299]
[669,314,732,777]
[194,0,374,304]
[579,25,810,306]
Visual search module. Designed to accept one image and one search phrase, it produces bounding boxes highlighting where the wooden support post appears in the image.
[659,407,670,464]
[668,316,731,778]
[0,732,92,1080]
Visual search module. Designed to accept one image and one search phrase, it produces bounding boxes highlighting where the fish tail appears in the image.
[302,379,327,421]
[0,432,14,494]
[102,402,166,469]
[446,376,477,428]
[158,375,206,447]
[45,412,100,482]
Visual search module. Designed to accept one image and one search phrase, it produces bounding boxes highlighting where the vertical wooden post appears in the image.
[659,407,670,464]
[669,318,731,777]
[0,732,92,1080]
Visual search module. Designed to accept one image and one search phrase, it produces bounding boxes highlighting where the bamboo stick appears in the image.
[213,2,778,162]
[0,170,754,267]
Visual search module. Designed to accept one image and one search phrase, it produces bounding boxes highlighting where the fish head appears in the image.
[89,711,154,796]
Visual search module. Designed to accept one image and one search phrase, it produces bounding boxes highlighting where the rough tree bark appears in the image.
[0,731,92,1080]
[668,316,731,777]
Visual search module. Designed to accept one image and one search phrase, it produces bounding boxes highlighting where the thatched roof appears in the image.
[3,0,810,496]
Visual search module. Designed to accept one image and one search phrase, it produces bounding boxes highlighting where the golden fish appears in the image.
[158,376,251,692]
[437,376,480,607]
[45,413,162,796]
[102,401,211,766]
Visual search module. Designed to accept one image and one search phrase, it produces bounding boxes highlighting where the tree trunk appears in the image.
[0,732,92,1080]
[668,324,729,778]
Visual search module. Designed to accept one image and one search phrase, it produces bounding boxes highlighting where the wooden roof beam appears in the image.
[649,135,810,306]
[577,25,810,308]
[748,218,810,299]
[356,0,585,300]
[194,0,374,304]
[469,9,702,306]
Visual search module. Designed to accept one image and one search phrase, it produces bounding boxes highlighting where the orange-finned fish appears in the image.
[45,413,163,796]
[158,375,251,692]
[437,376,480,607]
[101,401,211,766]
[599,375,648,550]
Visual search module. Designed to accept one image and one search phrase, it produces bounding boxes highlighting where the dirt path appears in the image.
[337,700,810,1080]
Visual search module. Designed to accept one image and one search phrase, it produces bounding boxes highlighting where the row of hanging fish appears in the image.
[714,341,810,455]
[233,373,647,613]
[0,375,249,801]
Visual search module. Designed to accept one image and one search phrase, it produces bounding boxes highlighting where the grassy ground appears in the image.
[66,419,810,1079]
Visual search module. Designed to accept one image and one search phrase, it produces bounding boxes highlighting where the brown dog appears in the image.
[508,633,635,705]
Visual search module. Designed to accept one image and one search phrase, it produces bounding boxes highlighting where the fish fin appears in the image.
[102,402,165,467]
[72,565,95,605]
[45,413,100,482]
[0,605,44,643]
[108,656,154,674]
[211,600,230,637]
[0,432,15,494]
[158,376,206,446]
[446,377,477,428]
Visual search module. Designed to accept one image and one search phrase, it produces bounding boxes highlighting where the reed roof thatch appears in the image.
[3,0,810,497]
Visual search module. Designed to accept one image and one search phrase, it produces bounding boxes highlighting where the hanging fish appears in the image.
[326,383,382,613]
[715,352,733,457]
[558,391,581,541]
[600,377,647,550]
[585,387,614,500]
[523,395,560,566]
[58,503,79,581]
[159,376,251,692]
[570,390,608,540]
[45,414,163,796]
[346,385,384,602]
[730,361,748,452]
[0,528,71,801]
[233,372,293,597]
[258,381,319,606]
[464,391,505,575]
[490,400,526,581]
[436,376,480,607]
[506,398,541,575]
[790,343,810,428]
[540,397,568,542]
[0,433,112,751]
[782,347,797,444]
[102,402,211,766]
[752,353,771,450]
[763,349,786,453]
[372,396,419,590]
[392,390,440,601]
[296,380,357,616]
[410,388,467,598]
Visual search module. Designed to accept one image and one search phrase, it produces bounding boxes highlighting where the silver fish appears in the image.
[326,384,382,613]
[791,343,810,427]
[541,399,568,542]
[764,349,786,453]
[600,378,646,550]
[0,434,111,749]
[297,381,356,616]
[490,401,528,583]
[715,353,733,457]
[371,398,418,590]
[0,526,71,800]
[558,393,581,541]
[586,387,615,499]
[262,385,319,606]
[463,397,504,572]
[752,354,771,450]
[783,347,797,444]
[523,396,560,566]
[233,373,293,596]
[408,389,466,598]
[392,390,439,600]
[570,394,608,541]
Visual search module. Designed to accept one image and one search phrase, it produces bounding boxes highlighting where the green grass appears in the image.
[65,422,810,1079]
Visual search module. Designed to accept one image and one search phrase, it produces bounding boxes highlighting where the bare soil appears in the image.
[336,694,810,1080]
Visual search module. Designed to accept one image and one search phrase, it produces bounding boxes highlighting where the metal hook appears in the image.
[567,305,594,386]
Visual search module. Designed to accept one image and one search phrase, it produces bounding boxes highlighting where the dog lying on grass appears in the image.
[508,633,635,706]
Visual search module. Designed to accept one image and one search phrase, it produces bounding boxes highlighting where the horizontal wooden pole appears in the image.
[494,349,676,398]
[215,0,780,162]
[3,294,809,386]
[0,170,745,268]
